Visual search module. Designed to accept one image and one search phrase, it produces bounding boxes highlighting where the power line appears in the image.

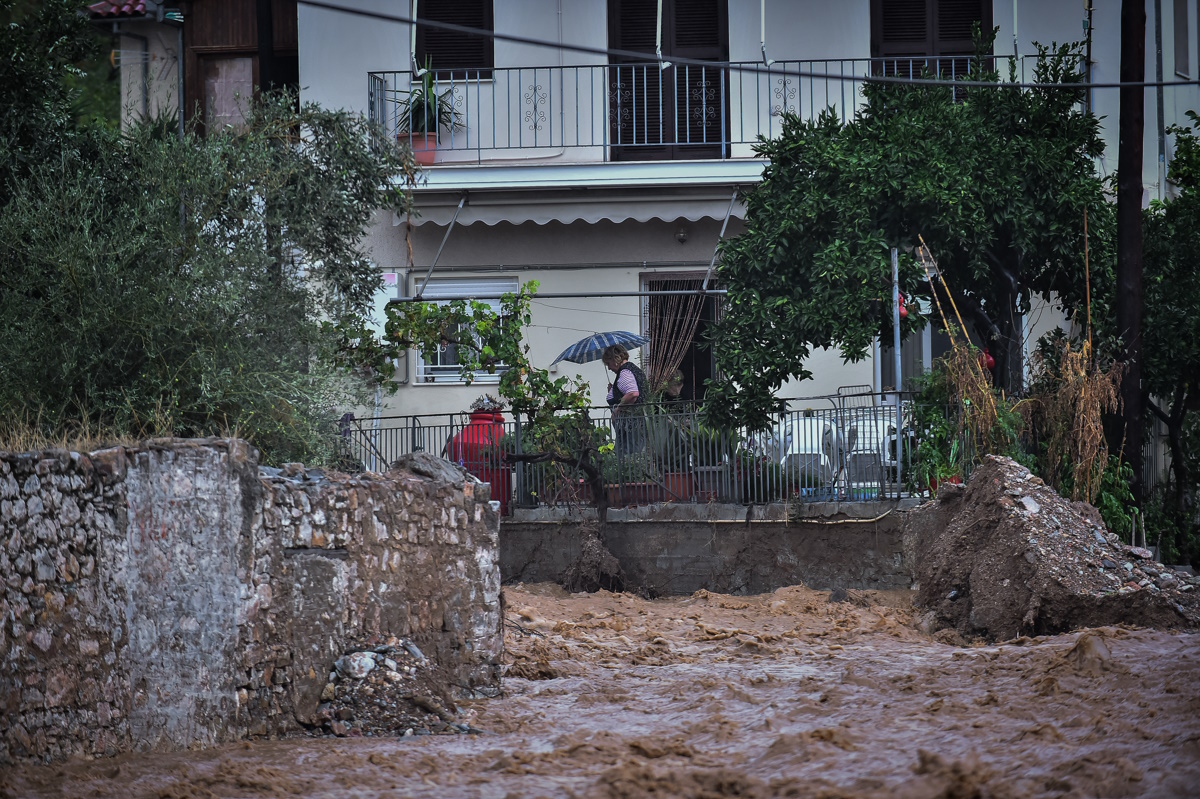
[299,0,1200,91]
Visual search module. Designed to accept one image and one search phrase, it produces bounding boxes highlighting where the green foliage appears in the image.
[739,456,805,503]
[398,57,464,135]
[0,2,417,464]
[708,30,1108,429]
[1143,488,1200,567]
[908,354,1029,492]
[1141,114,1200,517]
[685,420,738,467]
[1090,456,1136,539]
[384,283,618,509]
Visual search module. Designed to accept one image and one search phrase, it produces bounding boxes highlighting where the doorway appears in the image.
[607,0,729,161]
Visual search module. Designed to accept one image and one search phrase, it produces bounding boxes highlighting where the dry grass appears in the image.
[916,238,1019,460]
[1022,339,1124,504]
[0,408,179,455]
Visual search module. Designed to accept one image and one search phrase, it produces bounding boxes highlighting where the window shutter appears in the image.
[934,0,987,55]
[609,0,657,56]
[609,0,667,154]
[873,0,932,57]
[672,0,725,148]
[415,0,494,78]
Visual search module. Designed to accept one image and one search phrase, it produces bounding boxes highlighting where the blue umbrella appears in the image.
[551,331,650,365]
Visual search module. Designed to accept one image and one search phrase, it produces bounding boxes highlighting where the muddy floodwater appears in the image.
[5,583,1199,798]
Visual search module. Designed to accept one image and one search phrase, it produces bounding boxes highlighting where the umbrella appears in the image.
[551,331,650,365]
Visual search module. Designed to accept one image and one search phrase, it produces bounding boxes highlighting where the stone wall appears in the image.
[0,440,501,764]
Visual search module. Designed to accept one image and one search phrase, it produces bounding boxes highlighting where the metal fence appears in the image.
[339,393,915,513]
[369,55,1075,162]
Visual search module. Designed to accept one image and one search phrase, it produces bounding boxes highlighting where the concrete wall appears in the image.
[501,505,909,596]
[0,440,501,765]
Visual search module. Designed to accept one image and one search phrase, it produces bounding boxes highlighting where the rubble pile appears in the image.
[311,637,479,738]
[904,455,1200,641]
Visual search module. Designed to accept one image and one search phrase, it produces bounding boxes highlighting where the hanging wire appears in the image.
[299,0,1200,91]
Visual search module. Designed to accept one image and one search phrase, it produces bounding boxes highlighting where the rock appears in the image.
[329,721,348,737]
[1127,546,1154,560]
[320,683,337,702]
[335,652,377,680]
[402,640,426,662]
[1101,559,1117,569]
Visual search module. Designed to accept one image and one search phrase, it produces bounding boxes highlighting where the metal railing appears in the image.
[368,55,1071,163]
[339,393,917,513]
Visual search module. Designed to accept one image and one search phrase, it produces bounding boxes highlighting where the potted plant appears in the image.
[645,409,692,501]
[687,420,739,503]
[397,58,463,165]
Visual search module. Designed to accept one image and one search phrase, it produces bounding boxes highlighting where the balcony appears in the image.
[368,56,1039,165]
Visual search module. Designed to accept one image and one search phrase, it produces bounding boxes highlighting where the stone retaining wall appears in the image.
[1,440,501,764]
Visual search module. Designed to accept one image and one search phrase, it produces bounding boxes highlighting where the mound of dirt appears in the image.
[903,455,1200,641]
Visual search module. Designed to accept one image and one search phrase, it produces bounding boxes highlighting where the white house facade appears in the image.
[295,0,1200,419]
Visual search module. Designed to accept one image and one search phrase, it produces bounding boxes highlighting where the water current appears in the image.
[5,583,1199,798]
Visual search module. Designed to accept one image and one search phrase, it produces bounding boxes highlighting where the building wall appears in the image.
[0,441,501,764]
[116,21,180,129]
[301,0,1196,418]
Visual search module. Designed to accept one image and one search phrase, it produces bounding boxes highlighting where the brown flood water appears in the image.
[5,583,1200,798]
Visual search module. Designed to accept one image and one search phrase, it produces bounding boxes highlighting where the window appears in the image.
[415,277,518,384]
[1176,0,1190,78]
[201,56,254,131]
[415,0,494,79]
[870,0,992,76]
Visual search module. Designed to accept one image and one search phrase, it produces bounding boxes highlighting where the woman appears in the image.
[602,344,648,456]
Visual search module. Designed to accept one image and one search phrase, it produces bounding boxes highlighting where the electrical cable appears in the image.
[298,0,1200,91]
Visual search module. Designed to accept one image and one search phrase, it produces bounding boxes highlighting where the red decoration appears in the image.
[898,292,908,319]
[447,410,512,514]
[980,347,995,371]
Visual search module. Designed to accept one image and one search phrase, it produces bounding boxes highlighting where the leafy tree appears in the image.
[707,31,1108,431]
[1142,112,1200,526]
[383,285,620,520]
[0,2,416,463]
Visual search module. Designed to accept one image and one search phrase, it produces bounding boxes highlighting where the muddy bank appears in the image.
[6,583,1198,798]
[904,455,1200,642]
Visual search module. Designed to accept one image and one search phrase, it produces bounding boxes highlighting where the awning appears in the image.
[394,159,764,227]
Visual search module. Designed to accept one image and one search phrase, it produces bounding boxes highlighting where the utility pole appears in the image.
[1117,0,1146,500]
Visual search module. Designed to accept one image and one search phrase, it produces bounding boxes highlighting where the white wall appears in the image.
[995,0,1200,200]
[116,20,180,129]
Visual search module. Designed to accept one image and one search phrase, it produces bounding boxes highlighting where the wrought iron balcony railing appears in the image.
[368,55,1054,164]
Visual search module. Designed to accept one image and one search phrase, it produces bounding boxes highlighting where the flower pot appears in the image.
[662,471,693,502]
[399,132,438,165]
[693,465,735,503]
[605,482,668,507]
[927,475,963,495]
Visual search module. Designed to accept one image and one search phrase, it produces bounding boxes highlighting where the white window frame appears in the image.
[414,276,519,384]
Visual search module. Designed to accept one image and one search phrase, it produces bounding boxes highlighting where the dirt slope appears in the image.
[904,455,1200,641]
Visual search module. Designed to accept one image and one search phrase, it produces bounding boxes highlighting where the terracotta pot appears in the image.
[927,474,963,494]
[662,472,693,502]
[605,482,669,507]
[399,132,438,165]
